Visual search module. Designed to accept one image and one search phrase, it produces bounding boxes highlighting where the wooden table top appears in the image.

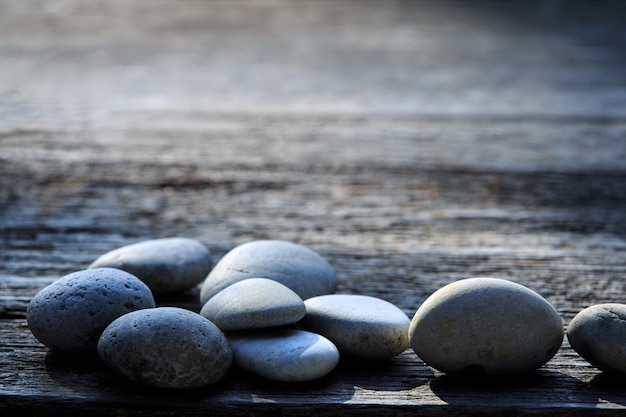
[2,0,626,415]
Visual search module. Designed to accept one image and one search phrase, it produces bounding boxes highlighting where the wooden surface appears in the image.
[2,0,626,415]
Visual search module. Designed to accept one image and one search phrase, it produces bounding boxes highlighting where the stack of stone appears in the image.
[27,238,411,388]
[29,236,621,389]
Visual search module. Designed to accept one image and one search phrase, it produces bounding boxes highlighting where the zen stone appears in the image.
[26,268,155,354]
[567,303,626,375]
[89,237,212,294]
[200,278,306,332]
[228,329,339,382]
[298,294,410,360]
[199,240,336,305]
[409,277,564,376]
[98,307,232,389]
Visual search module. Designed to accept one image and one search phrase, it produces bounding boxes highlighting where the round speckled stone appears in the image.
[200,278,306,332]
[298,294,410,360]
[89,237,212,294]
[26,268,156,354]
[567,303,626,375]
[199,240,336,305]
[98,307,232,389]
[228,329,339,382]
[409,277,564,376]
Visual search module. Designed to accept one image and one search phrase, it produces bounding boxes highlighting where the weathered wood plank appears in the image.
[1,305,625,416]
[2,0,626,415]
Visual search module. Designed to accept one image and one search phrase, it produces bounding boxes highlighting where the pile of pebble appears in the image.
[26,237,626,389]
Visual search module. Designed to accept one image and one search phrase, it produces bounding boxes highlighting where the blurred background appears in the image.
[1,0,626,313]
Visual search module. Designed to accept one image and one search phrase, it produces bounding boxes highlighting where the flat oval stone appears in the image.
[567,303,626,375]
[228,329,339,382]
[409,277,564,376]
[199,240,336,305]
[298,294,410,360]
[89,237,212,294]
[26,268,156,354]
[200,278,305,332]
[98,307,232,389]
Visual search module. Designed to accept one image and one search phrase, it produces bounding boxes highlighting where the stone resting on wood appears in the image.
[2,0,626,415]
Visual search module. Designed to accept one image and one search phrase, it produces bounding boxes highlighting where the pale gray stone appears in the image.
[298,294,410,360]
[409,277,564,376]
[567,303,626,375]
[89,237,212,294]
[26,268,156,354]
[228,329,339,382]
[98,307,232,389]
[199,240,336,305]
[200,278,305,332]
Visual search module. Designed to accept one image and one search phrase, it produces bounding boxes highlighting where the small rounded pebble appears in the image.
[26,268,156,354]
[199,240,336,305]
[98,307,232,389]
[228,329,339,382]
[409,277,564,376]
[89,237,212,294]
[298,294,410,360]
[200,278,306,332]
[567,303,626,375]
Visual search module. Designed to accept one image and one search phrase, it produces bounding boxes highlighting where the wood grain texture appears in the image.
[2,0,626,415]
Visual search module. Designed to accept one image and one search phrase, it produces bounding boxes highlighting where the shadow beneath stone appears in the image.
[155,287,202,312]
[589,372,626,406]
[44,350,118,393]
[43,350,228,401]
[337,351,434,391]
[430,369,599,410]
[223,350,432,404]
[225,362,357,405]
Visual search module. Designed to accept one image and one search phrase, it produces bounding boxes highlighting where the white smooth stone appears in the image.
[299,294,410,360]
[409,277,564,376]
[26,268,156,354]
[567,303,626,375]
[200,278,305,332]
[199,240,336,305]
[89,237,212,294]
[228,329,339,382]
[98,307,232,389]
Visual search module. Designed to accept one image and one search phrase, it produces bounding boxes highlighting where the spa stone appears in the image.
[567,303,626,375]
[200,278,306,331]
[228,329,339,382]
[98,307,232,389]
[89,237,212,294]
[26,268,155,354]
[200,240,336,305]
[409,277,564,376]
[298,294,410,360]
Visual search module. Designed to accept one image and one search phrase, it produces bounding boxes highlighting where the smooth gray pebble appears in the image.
[299,294,410,360]
[199,240,336,305]
[200,278,305,332]
[567,303,626,375]
[409,277,564,376]
[89,237,212,294]
[228,329,339,382]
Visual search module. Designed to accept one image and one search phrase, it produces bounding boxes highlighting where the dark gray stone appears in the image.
[26,268,156,354]
[98,307,232,389]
